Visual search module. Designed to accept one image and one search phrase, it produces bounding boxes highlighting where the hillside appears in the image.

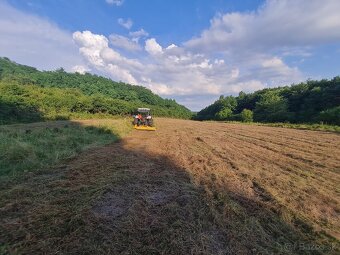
[196,77,340,125]
[0,57,192,124]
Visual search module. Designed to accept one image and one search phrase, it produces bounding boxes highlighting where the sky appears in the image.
[0,0,339,110]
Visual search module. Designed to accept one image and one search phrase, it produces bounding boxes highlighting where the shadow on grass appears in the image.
[0,122,338,254]
[0,100,46,125]
[0,120,122,179]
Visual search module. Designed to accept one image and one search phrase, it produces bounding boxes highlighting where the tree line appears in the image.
[195,77,340,125]
[1,57,339,126]
[0,57,192,124]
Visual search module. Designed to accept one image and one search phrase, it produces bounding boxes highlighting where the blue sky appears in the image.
[1,0,340,110]
[7,0,264,44]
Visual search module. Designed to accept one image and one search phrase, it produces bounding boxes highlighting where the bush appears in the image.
[318,106,340,125]
[215,108,233,120]
[240,109,253,122]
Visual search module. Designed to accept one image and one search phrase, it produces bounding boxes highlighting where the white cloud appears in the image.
[109,34,141,51]
[0,1,83,71]
[73,31,108,67]
[186,0,340,54]
[129,28,149,42]
[73,31,139,84]
[117,18,133,30]
[145,38,163,55]
[166,44,177,50]
[106,63,138,84]
[231,68,239,79]
[72,65,90,74]
[129,29,149,38]
[262,57,285,68]
[106,0,124,6]
[73,30,303,111]
[73,31,231,97]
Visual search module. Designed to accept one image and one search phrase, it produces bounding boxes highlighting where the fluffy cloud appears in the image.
[72,65,90,74]
[73,29,304,111]
[106,0,124,6]
[129,29,149,42]
[118,18,133,30]
[129,29,149,39]
[73,31,139,84]
[145,38,163,55]
[186,0,340,54]
[73,31,108,67]
[0,1,84,71]
[109,34,142,51]
[73,31,260,101]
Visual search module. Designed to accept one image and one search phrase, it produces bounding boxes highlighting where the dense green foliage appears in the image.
[196,77,340,125]
[239,109,253,122]
[0,57,192,124]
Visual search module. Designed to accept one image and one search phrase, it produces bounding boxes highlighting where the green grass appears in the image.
[0,119,131,179]
[43,111,124,121]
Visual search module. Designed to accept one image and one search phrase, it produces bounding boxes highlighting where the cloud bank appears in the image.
[0,1,84,71]
[186,1,340,53]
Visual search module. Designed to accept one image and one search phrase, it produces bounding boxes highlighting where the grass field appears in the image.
[0,119,131,179]
[1,118,339,254]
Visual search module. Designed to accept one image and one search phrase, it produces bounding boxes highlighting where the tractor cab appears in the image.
[133,108,156,131]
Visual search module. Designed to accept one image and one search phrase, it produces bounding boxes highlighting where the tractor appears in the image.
[133,108,156,131]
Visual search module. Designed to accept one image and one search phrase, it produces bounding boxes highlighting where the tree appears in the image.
[254,92,291,122]
[240,109,253,122]
[215,108,233,120]
[220,96,237,110]
[318,106,340,125]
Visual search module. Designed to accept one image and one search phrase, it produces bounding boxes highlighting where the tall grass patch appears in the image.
[0,119,131,178]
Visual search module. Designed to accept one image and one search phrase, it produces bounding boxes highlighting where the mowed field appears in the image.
[1,118,339,254]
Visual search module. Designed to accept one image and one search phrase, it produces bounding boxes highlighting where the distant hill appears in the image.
[196,77,340,125]
[0,57,192,124]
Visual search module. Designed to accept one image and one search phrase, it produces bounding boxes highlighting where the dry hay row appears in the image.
[222,129,337,159]
[215,123,339,148]
[221,132,339,184]
[158,121,340,238]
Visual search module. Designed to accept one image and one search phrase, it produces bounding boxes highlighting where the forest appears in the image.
[196,77,340,125]
[0,57,192,124]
